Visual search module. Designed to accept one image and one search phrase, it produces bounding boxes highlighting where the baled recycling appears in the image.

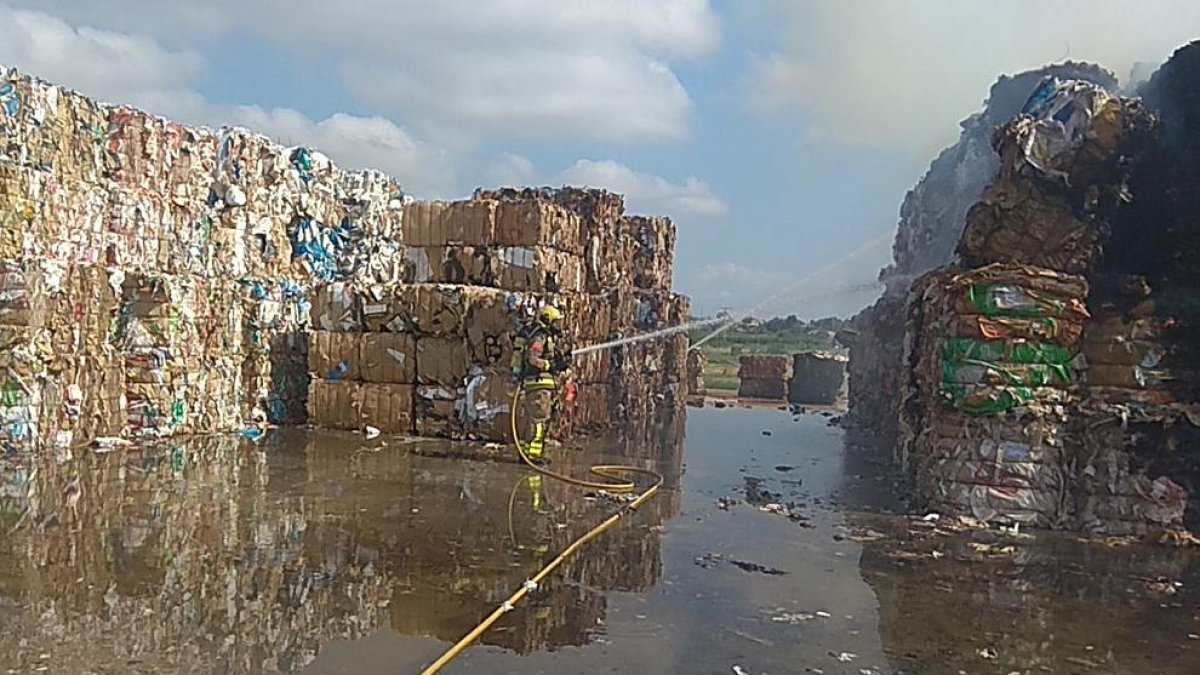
[0,65,689,452]
[871,45,1200,535]
[737,354,789,401]
[845,63,1120,454]
[788,352,847,406]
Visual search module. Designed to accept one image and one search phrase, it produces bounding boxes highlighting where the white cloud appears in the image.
[9,0,721,144]
[559,159,728,218]
[487,152,536,187]
[0,5,724,203]
[0,6,202,105]
[0,6,454,197]
[748,0,1200,159]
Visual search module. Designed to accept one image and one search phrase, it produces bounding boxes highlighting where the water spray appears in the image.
[688,231,892,352]
[566,230,893,359]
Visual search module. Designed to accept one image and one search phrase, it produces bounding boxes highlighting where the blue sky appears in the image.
[3,1,1200,317]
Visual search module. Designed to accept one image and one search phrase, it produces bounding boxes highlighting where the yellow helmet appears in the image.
[538,304,563,325]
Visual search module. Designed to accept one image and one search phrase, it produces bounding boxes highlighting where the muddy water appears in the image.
[0,409,1196,674]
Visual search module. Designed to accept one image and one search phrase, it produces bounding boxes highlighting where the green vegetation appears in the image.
[689,315,848,392]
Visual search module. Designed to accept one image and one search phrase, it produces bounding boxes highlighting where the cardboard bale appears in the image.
[416,337,469,387]
[572,349,611,385]
[307,379,361,431]
[414,385,460,438]
[626,215,676,292]
[443,199,497,245]
[404,245,502,286]
[494,199,583,254]
[464,287,519,367]
[401,201,451,247]
[360,332,416,384]
[495,246,584,294]
[308,331,362,382]
[0,258,52,327]
[410,285,470,337]
[789,352,848,405]
[462,366,515,441]
[359,382,414,434]
[686,349,707,396]
[738,355,790,381]
[738,378,787,401]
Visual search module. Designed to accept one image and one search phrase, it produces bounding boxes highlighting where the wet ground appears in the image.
[1,408,1198,674]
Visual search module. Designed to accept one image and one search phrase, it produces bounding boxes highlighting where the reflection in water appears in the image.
[0,413,684,674]
[850,511,1200,675]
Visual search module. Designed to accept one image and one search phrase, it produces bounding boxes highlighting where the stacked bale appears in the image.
[737,355,789,400]
[0,65,689,453]
[903,73,1198,533]
[0,65,402,450]
[788,352,848,405]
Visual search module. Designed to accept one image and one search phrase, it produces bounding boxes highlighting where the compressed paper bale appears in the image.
[357,284,412,333]
[309,282,361,332]
[415,337,469,387]
[360,332,416,384]
[572,349,611,384]
[462,366,515,441]
[924,480,1063,526]
[414,386,460,438]
[924,456,1066,492]
[308,331,361,381]
[788,353,848,405]
[464,287,517,366]
[494,199,583,254]
[409,285,470,337]
[0,259,54,328]
[443,199,497,245]
[1084,364,1167,389]
[405,245,502,286]
[737,354,789,380]
[737,378,788,401]
[626,215,677,292]
[307,379,361,431]
[359,383,414,434]
[492,246,584,293]
[401,201,451,247]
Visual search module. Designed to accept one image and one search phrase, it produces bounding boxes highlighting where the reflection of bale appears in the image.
[855,511,1196,675]
[1,435,393,674]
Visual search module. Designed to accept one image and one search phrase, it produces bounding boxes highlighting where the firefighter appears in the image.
[511,304,571,463]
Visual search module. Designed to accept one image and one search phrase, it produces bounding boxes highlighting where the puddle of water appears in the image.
[0,407,1196,674]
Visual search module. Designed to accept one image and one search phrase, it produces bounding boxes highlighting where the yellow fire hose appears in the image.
[417,387,663,675]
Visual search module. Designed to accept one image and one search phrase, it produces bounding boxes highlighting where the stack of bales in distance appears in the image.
[0,64,689,453]
[737,355,789,401]
[307,188,690,441]
[901,68,1200,534]
[788,352,847,406]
